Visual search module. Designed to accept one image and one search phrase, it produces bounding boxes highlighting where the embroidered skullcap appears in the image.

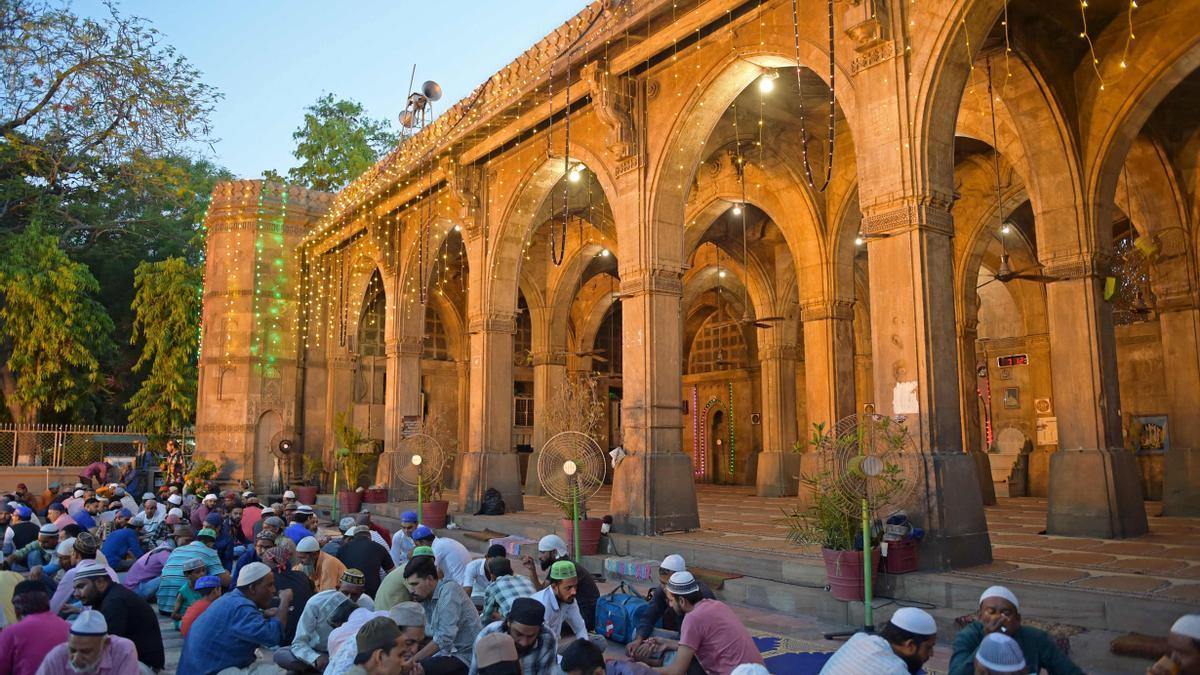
[255,530,278,543]
[549,560,577,581]
[73,532,99,556]
[71,609,108,636]
[74,563,110,581]
[339,516,357,533]
[412,545,434,558]
[660,554,687,573]
[388,601,426,628]
[486,544,508,558]
[183,557,206,572]
[975,633,1026,672]
[195,575,221,591]
[508,597,545,626]
[341,568,366,586]
[475,632,519,669]
[538,534,568,556]
[261,546,290,572]
[1172,614,1200,641]
[73,490,84,498]
[667,571,699,595]
[412,525,434,541]
[283,490,296,499]
[56,538,75,556]
[236,561,271,587]
[297,536,320,553]
[38,523,58,535]
[979,585,1020,610]
[401,510,418,523]
[889,607,937,637]
[167,494,182,505]
[296,503,314,514]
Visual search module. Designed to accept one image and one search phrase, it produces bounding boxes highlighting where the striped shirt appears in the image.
[155,541,225,613]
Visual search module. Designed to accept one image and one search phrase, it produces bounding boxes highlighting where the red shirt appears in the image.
[180,598,214,638]
[0,610,70,675]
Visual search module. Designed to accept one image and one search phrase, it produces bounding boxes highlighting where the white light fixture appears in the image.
[855,236,864,246]
[758,71,778,94]
[563,460,577,476]
[411,454,423,466]
[568,164,584,183]
[718,269,727,278]
[1000,224,1011,234]
[731,204,743,216]
[600,248,610,257]
[453,224,462,232]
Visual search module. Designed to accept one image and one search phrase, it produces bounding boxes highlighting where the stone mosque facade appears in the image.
[196,0,1200,569]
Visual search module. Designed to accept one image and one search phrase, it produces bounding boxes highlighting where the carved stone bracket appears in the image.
[530,351,568,367]
[851,40,896,74]
[759,344,801,362]
[1040,251,1114,281]
[800,298,855,322]
[468,311,517,334]
[619,266,685,297]
[582,61,637,160]
[387,336,424,357]
[860,194,955,237]
[445,158,484,236]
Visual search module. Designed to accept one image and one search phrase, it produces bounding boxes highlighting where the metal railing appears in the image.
[0,425,192,467]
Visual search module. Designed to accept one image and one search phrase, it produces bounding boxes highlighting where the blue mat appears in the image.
[754,634,833,674]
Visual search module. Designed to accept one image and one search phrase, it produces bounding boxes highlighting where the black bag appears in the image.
[476,488,506,515]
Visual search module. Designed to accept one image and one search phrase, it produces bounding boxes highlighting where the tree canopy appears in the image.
[284,93,399,192]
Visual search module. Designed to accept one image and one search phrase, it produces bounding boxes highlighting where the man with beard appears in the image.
[48,534,118,615]
[469,597,557,675]
[389,511,418,567]
[412,526,472,594]
[295,535,346,592]
[628,554,714,659]
[262,545,314,644]
[36,609,139,675]
[339,609,427,675]
[522,534,599,632]
[637,571,763,675]
[274,571,373,672]
[820,606,938,675]
[1150,615,1200,675]
[233,530,278,587]
[98,509,142,572]
[72,565,165,672]
[5,522,58,572]
[949,586,1082,675]
[405,555,482,675]
[4,505,39,554]
[530,561,604,652]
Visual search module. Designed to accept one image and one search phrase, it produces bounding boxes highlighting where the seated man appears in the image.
[530,561,604,652]
[632,571,763,675]
[523,534,599,632]
[405,555,483,675]
[389,511,418,568]
[180,575,223,638]
[974,632,1027,674]
[275,570,374,672]
[560,639,607,675]
[413,526,472,592]
[470,597,557,675]
[0,580,69,675]
[1150,614,1200,675]
[6,523,58,572]
[820,607,938,675]
[123,539,175,601]
[296,535,346,593]
[326,601,427,674]
[72,564,165,672]
[177,562,295,675]
[480,557,535,623]
[97,509,142,572]
[627,554,714,657]
[471,633,520,675]
[346,613,425,675]
[37,609,140,675]
[949,586,1083,675]
[461,544,508,607]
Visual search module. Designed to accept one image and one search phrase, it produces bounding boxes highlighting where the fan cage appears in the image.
[537,430,606,506]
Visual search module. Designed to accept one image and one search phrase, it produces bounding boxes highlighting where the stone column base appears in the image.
[611,452,700,534]
[756,451,800,497]
[1163,447,1200,516]
[524,447,545,497]
[1047,448,1148,538]
[456,452,525,514]
[917,453,993,570]
[970,450,998,506]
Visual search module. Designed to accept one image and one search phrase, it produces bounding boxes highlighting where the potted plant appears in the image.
[333,412,373,514]
[184,458,219,497]
[290,452,322,505]
[419,479,450,528]
[559,494,604,556]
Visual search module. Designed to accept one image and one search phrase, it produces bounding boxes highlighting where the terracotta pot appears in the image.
[421,500,450,528]
[822,547,880,601]
[337,490,362,514]
[291,485,318,505]
[561,517,604,556]
[362,488,388,504]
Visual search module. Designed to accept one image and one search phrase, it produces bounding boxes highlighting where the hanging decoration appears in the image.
[727,382,736,477]
[691,385,700,476]
[700,396,721,480]
[548,47,570,267]
[790,0,836,191]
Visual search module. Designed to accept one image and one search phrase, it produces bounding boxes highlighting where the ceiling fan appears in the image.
[977,252,1058,289]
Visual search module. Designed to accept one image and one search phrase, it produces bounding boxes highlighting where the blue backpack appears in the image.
[595,582,655,644]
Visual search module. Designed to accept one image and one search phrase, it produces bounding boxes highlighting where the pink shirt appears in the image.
[0,611,70,675]
[678,599,764,675]
[36,635,139,675]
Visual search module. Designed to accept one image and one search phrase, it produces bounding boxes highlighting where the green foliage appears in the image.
[0,227,114,422]
[126,257,201,437]
[184,457,217,495]
[285,94,399,192]
[333,411,377,488]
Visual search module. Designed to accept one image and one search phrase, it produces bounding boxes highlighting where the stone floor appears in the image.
[514,484,1200,605]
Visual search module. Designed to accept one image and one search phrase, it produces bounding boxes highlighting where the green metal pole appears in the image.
[417,473,423,526]
[572,481,581,561]
[862,496,873,631]
[331,464,340,523]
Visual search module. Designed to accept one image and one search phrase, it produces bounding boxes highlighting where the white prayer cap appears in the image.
[73,490,84,498]
[296,504,314,514]
[339,516,357,533]
[236,561,272,587]
[142,493,155,501]
[975,632,1026,672]
[168,507,183,518]
[389,601,427,628]
[283,490,296,499]
[889,607,937,636]
[297,536,320,553]
[167,494,182,505]
[660,554,687,573]
[74,482,84,489]
[538,534,568,556]
[71,609,108,636]
[203,493,217,502]
[731,666,771,675]
[1172,614,1200,641]
[667,571,699,595]
[56,538,76,556]
[979,585,1020,610]
[39,523,58,535]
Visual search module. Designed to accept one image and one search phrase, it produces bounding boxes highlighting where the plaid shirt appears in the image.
[469,619,557,675]
[481,573,536,622]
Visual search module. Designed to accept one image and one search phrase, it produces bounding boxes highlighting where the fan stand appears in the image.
[822,496,876,640]
[413,454,425,525]
[564,460,581,560]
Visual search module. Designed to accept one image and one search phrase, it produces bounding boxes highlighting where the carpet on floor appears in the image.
[753,634,833,674]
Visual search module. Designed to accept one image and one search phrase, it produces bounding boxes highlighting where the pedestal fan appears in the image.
[393,433,445,525]
[538,430,606,560]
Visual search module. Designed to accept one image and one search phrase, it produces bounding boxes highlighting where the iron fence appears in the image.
[0,425,193,467]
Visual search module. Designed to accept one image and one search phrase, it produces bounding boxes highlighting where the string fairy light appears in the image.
[790,0,836,191]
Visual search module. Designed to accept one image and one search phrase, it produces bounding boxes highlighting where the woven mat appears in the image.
[463,529,508,542]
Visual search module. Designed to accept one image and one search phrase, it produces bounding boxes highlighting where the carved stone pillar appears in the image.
[958,317,996,506]
[324,353,357,469]
[454,358,469,490]
[526,350,567,496]
[379,336,422,491]
[610,265,700,534]
[1042,253,1147,537]
[458,311,524,512]
[861,196,991,569]
[801,299,858,431]
[756,342,801,497]
[1155,292,1200,516]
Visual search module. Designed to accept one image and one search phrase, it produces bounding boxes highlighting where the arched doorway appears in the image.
[254,411,282,490]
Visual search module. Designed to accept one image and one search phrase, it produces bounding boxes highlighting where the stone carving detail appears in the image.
[530,350,568,367]
[1040,251,1114,281]
[392,335,424,357]
[445,158,483,229]
[800,299,855,322]
[861,194,954,236]
[468,311,517,334]
[583,61,638,160]
[759,344,801,361]
[619,266,685,297]
[851,40,896,74]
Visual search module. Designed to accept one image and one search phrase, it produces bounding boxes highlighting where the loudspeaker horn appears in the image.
[422,80,443,102]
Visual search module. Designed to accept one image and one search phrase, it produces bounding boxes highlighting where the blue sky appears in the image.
[76,1,585,179]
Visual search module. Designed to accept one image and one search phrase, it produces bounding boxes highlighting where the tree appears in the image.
[285,94,399,192]
[0,227,114,424]
[126,257,201,437]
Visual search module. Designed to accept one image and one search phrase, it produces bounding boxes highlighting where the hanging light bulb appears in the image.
[568,164,584,183]
[731,203,743,216]
[453,224,462,232]
[757,70,778,94]
[855,236,864,246]
[1000,224,1011,234]
[600,248,610,257]
[718,269,727,278]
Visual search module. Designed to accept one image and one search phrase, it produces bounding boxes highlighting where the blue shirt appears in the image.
[156,541,225,613]
[73,511,96,531]
[283,523,313,546]
[177,588,284,675]
[230,548,259,588]
[100,527,144,562]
